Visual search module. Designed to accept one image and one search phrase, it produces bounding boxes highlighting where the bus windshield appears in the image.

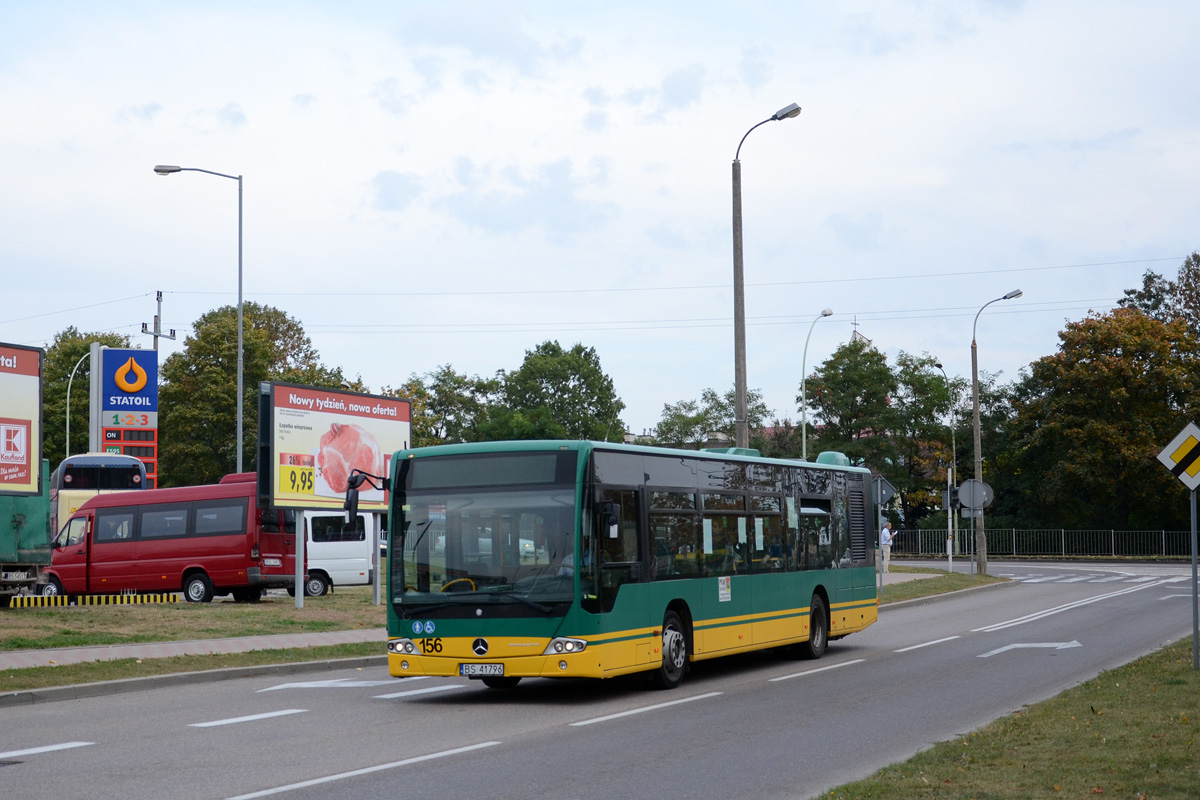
[60,464,144,490]
[394,486,579,615]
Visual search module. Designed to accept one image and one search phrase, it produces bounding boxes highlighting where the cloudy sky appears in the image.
[3,1,1197,434]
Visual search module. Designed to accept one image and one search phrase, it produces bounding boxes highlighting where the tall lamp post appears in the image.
[800,308,833,460]
[732,102,801,448]
[153,165,244,473]
[935,362,956,569]
[971,289,1022,575]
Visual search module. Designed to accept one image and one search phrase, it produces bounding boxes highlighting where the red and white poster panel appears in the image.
[268,383,411,510]
[0,342,43,496]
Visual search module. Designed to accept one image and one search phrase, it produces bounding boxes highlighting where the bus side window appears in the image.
[57,517,88,548]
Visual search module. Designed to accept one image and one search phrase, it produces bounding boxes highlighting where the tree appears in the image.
[158,303,349,486]
[1118,252,1200,336]
[480,341,626,442]
[889,353,952,526]
[805,338,897,469]
[1006,308,1200,529]
[41,327,133,468]
[653,386,770,448]
[381,377,438,449]
[424,365,500,443]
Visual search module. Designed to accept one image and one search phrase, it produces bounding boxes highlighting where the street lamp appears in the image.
[66,346,105,458]
[732,102,802,449]
[800,308,833,460]
[971,289,1022,575]
[935,362,957,569]
[154,165,245,473]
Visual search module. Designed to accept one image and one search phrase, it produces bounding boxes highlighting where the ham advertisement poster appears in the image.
[263,383,411,510]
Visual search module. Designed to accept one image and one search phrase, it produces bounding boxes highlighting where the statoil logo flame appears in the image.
[114,357,148,393]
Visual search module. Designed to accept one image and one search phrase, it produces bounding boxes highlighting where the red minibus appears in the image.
[43,473,298,602]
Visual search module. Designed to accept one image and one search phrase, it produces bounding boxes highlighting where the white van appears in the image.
[299,510,380,596]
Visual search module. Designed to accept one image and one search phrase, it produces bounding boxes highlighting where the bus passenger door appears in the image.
[51,515,90,594]
[593,490,652,667]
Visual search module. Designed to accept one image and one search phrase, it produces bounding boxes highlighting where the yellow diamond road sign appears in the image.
[1158,422,1200,491]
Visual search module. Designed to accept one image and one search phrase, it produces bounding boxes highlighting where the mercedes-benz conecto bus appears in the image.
[358,440,877,690]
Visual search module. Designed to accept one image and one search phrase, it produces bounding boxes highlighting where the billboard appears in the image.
[0,342,43,496]
[258,382,411,511]
[90,346,159,487]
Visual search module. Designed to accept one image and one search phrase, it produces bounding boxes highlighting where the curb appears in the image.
[880,577,1015,610]
[0,655,389,708]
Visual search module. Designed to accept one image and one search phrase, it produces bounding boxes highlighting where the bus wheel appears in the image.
[481,676,521,689]
[184,573,214,603]
[42,577,64,597]
[802,595,828,659]
[305,574,329,597]
[652,610,689,690]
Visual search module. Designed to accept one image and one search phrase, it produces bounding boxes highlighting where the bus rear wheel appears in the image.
[801,595,828,659]
[652,610,689,690]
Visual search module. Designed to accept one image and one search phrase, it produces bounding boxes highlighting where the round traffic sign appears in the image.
[957,479,994,509]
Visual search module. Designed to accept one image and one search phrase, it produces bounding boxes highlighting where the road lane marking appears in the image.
[0,742,93,758]
[979,641,1081,658]
[895,636,960,653]
[373,684,467,700]
[226,741,502,800]
[768,658,866,683]
[972,580,1168,632]
[570,692,723,726]
[258,679,400,692]
[190,709,307,728]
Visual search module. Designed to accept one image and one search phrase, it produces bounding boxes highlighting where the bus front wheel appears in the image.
[481,676,522,689]
[652,610,689,690]
[184,573,214,603]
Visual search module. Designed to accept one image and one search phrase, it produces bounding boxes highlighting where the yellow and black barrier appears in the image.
[9,593,180,608]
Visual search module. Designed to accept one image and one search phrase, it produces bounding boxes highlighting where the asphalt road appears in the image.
[2,561,1194,800]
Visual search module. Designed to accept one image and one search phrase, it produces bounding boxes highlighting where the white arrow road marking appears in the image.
[979,641,1081,658]
[258,678,402,692]
[0,742,93,758]
[190,709,308,728]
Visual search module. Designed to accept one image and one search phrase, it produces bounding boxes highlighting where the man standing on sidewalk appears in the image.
[879,521,896,573]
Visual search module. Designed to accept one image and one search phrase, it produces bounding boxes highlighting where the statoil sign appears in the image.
[100,349,158,415]
[89,345,160,487]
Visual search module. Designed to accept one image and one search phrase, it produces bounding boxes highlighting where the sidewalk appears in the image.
[0,627,386,671]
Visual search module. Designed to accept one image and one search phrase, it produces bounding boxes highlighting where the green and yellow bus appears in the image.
[364,440,877,690]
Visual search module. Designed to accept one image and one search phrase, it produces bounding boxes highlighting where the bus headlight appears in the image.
[543,637,587,655]
[388,638,418,655]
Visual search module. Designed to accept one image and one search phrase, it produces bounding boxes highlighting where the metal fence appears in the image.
[893,528,1193,559]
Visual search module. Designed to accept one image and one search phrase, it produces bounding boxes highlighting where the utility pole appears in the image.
[142,290,176,352]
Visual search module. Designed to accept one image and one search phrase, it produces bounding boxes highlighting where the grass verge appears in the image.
[826,637,1200,799]
[880,566,1006,604]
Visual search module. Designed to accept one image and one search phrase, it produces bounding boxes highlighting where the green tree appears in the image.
[890,353,952,526]
[654,386,770,448]
[41,327,133,468]
[381,377,437,449]
[1118,252,1200,336]
[158,303,348,486]
[424,365,500,443]
[480,341,626,442]
[1006,308,1200,529]
[805,338,897,470]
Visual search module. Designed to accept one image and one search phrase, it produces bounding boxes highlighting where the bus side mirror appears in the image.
[599,501,619,539]
[344,487,359,525]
